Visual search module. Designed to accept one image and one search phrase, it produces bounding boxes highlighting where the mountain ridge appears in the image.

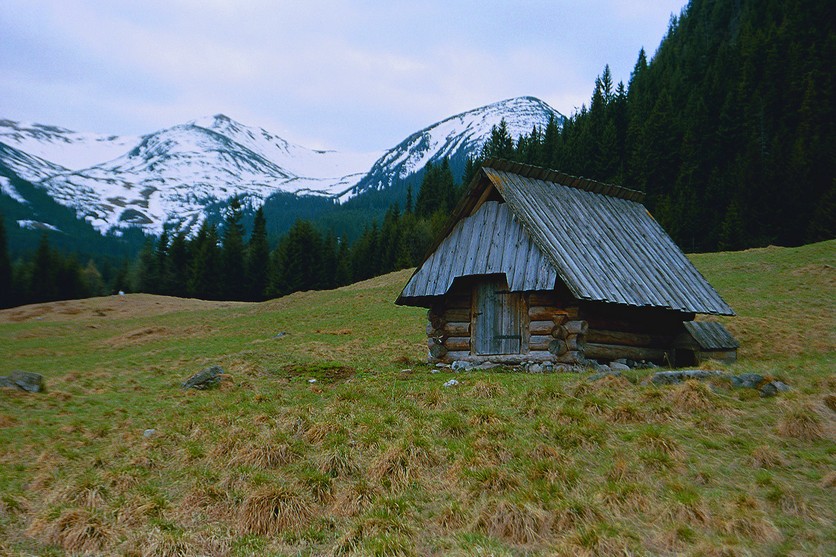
[0,97,564,237]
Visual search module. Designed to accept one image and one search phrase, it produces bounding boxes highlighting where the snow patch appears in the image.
[17,219,60,232]
[0,176,27,204]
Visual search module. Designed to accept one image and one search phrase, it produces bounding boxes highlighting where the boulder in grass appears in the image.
[0,371,45,393]
[182,365,225,390]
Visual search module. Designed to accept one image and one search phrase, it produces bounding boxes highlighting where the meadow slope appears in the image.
[0,240,834,556]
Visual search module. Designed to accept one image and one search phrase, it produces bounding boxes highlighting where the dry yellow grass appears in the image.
[1,243,834,556]
[237,484,313,536]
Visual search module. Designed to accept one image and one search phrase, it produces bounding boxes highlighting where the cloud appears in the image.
[0,0,688,150]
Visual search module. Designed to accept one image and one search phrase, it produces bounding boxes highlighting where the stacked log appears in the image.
[546,318,587,364]
[427,304,472,362]
[522,298,584,364]
[583,328,672,363]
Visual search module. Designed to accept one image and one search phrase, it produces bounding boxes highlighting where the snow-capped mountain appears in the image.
[351,96,563,196]
[0,97,563,236]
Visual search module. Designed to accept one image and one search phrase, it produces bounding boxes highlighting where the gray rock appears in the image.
[452,360,473,372]
[759,381,791,397]
[614,358,628,366]
[443,379,459,388]
[527,363,543,374]
[772,381,791,392]
[0,371,45,393]
[182,365,225,390]
[759,382,779,397]
[143,429,156,438]
[609,362,631,372]
[477,362,499,370]
[541,362,555,373]
[650,369,724,385]
[430,369,440,374]
[730,373,764,389]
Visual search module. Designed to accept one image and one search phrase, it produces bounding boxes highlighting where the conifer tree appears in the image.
[221,198,246,300]
[189,222,221,299]
[168,232,190,297]
[30,234,56,303]
[0,213,12,308]
[246,206,270,301]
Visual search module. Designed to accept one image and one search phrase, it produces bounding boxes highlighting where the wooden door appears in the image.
[473,276,522,355]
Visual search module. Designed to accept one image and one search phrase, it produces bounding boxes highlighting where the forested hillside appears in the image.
[467,0,834,252]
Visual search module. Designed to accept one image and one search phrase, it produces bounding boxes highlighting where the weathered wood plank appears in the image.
[529,335,552,350]
[443,321,470,337]
[444,308,471,322]
[528,291,560,306]
[586,329,667,347]
[529,320,554,335]
[564,320,589,335]
[444,337,471,351]
[584,342,666,362]
[528,306,560,321]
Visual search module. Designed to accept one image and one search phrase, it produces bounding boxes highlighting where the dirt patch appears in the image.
[0,294,252,324]
[790,263,834,282]
[100,325,214,348]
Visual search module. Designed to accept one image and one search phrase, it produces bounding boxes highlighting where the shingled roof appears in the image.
[397,160,734,316]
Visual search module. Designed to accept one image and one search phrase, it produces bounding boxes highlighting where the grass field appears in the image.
[0,240,834,556]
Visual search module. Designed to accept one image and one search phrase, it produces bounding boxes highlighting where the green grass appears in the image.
[1,240,834,556]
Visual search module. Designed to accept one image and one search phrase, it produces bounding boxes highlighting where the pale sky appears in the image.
[1,0,688,151]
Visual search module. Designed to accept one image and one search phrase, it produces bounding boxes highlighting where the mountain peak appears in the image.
[2,96,563,235]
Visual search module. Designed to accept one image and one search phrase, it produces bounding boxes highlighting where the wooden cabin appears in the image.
[395,160,737,366]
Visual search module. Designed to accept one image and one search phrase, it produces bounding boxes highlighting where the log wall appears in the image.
[425,286,686,365]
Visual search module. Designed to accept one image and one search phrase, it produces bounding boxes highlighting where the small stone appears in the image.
[143,429,156,438]
[772,381,791,392]
[443,379,459,388]
[399,369,412,374]
[430,369,440,374]
[452,360,473,372]
[528,363,543,374]
[731,373,764,389]
[609,362,630,372]
[308,378,317,383]
[541,362,555,373]
[759,383,778,397]
[182,365,225,390]
[477,362,499,370]
[0,371,45,393]
[614,358,628,365]
[274,332,288,338]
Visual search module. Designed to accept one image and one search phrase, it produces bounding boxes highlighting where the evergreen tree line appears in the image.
[465,0,834,251]
[0,214,118,309]
[133,160,462,301]
[0,160,461,307]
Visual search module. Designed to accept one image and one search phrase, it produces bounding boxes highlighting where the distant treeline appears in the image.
[465,0,834,251]
[0,160,463,307]
[130,161,461,301]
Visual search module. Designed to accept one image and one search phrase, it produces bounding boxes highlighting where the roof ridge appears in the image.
[482,158,645,203]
